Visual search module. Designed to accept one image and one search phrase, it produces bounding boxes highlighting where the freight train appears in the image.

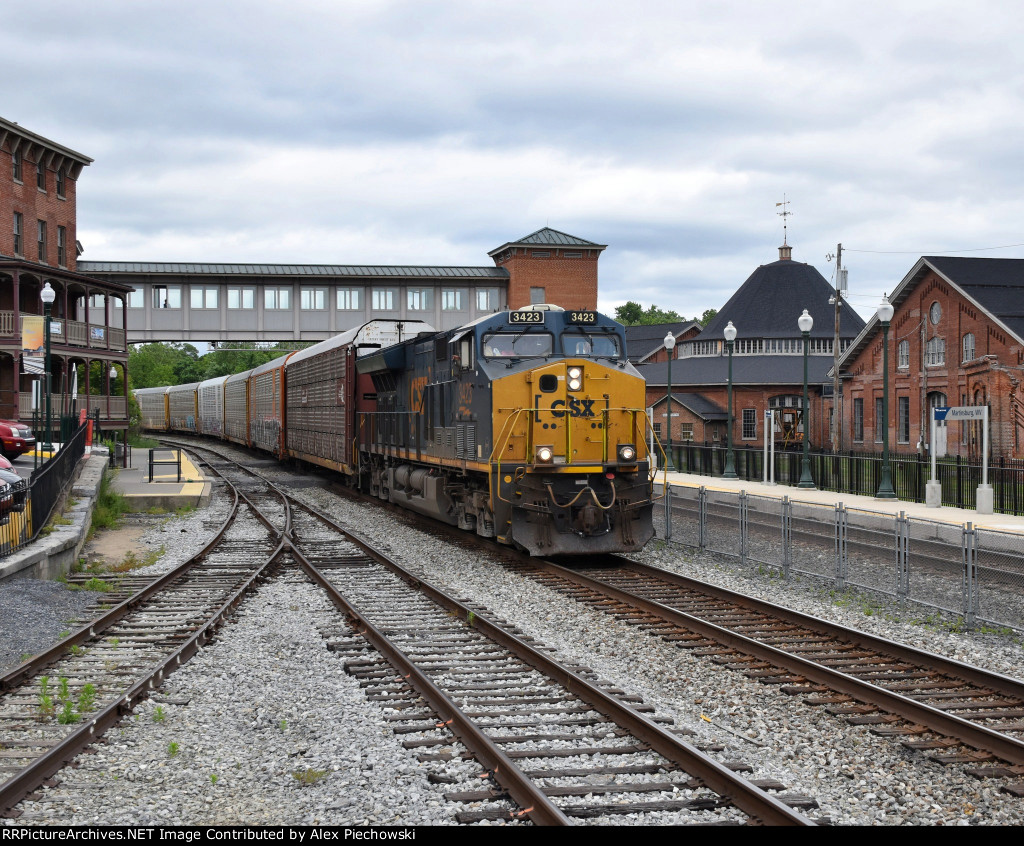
[136,306,658,555]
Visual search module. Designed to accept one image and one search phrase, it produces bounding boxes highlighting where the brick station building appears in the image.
[838,256,1024,460]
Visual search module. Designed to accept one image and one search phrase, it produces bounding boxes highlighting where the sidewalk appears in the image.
[658,469,1024,535]
[110,446,210,512]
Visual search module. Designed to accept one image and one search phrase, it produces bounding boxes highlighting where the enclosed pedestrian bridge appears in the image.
[77,262,512,344]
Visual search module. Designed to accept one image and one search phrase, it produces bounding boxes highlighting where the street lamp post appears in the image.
[664,331,676,471]
[722,321,738,479]
[876,294,897,499]
[797,309,815,489]
[40,282,56,453]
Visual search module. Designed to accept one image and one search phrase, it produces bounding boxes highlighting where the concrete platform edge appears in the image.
[0,448,108,584]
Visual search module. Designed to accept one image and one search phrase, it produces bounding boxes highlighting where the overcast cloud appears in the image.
[5,0,1024,323]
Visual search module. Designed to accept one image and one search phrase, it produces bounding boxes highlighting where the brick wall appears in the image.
[0,143,79,271]
[494,248,600,310]
[842,269,1024,458]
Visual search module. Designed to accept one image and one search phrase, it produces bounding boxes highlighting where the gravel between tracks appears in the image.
[5,455,1024,825]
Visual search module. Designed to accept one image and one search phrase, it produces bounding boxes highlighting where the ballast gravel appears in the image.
[5,453,1024,826]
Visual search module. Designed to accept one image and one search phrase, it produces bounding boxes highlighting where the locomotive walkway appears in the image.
[658,468,1024,535]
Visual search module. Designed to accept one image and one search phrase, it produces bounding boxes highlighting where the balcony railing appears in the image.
[0,311,126,351]
[19,393,128,421]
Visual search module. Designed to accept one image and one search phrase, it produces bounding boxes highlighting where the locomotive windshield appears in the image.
[563,331,621,358]
[482,332,554,358]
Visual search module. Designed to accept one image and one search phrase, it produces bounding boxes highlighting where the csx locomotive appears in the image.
[136,306,658,555]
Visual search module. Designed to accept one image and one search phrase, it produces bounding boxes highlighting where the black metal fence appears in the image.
[668,443,1024,515]
[0,420,90,560]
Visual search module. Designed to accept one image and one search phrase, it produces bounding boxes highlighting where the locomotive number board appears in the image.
[567,310,597,324]
[509,311,545,324]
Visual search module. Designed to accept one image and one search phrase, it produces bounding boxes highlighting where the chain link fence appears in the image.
[658,482,1024,633]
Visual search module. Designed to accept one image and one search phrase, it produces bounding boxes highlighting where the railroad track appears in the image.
[0,460,291,817]
[495,555,1024,796]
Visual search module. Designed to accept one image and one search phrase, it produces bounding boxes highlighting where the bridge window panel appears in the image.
[190,287,219,309]
[337,288,362,310]
[441,289,465,311]
[371,288,396,311]
[477,288,499,311]
[127,290,144,308]
[300,288,326,310]
[482,332,553,358]
[563,331,621,358]
[227,287,255,309]
[152,285,182,309]
[265,287,291,310]
[742,408,756,440]
[89,293,106,309]
[407,288,433,311]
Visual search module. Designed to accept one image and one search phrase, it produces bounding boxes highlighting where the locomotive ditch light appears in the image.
[567,366,583,391]
[617,444,637,463]
[535,445,555,465]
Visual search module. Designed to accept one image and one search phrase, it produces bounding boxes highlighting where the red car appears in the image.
[0,420,36,459]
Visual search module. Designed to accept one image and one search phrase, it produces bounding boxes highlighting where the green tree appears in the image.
[614,302,686,326]
[128,343,201,389]
[696,308,717,326]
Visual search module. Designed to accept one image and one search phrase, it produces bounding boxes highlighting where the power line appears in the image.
[846,242,1024,255]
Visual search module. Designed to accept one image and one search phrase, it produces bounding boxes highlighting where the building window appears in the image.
[531,251,550,258]
[36,159,46,191]
[89,293,106,309]
[853,398,864,442]
[371,289,396,311]
[530,287,545,304]
[926,336,945,366]
[57,226,66,267]
[153,285,182,309]
[898,339,909,369]
[190,287,219,309]
[680,423,694,442]
[336,288,361,310]
[652,422,662,437]
[265,288,291,310]
[13,213,22,256]
[875,397,884,443]
[741,408,756,440]
[36,220,46,262]
[12,148,22,182]
[477,288,499,311]
[56,168,66,198]
[898,396,910,443]
[227,287,255,309]
[407,289,433,311]
[127,290,144,309]
[441,289,464,311]
[929,301,942,324]
[962,333,976,362]
[300,288,326,310]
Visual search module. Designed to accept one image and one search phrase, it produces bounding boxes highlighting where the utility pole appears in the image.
[831,244,844,453]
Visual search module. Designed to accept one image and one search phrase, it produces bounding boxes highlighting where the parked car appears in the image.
[0,420,36,459]
[0,454,27,521]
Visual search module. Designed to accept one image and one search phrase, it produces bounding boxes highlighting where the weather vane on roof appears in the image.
[776,196,792,246]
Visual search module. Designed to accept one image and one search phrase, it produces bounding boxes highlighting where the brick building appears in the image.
[838,257,1024,460]
[489,229,605,311]
[0,117,131,436]
[638,245,865,452]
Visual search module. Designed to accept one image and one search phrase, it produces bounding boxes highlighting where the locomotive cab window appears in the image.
[563,331,621,358]
[482,332,553,358]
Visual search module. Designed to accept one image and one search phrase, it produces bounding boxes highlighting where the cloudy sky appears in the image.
[6,0,1024,323]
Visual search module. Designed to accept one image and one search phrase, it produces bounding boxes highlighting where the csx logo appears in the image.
[549,398,596,418]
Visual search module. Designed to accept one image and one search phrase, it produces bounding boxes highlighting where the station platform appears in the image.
[658,469,1024,535]
[109,446,211,512]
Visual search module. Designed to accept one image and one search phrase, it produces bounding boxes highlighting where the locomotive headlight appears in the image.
[536,445,554,464]
[617,444,637,463]
[567,366,583,391]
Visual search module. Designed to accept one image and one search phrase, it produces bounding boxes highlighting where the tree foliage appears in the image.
[127,341,314,391]
[614,302,718,327]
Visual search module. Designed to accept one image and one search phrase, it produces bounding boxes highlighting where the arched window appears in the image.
[962,333,976,362]
[926,336,945,366]
[898,340,910,369]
